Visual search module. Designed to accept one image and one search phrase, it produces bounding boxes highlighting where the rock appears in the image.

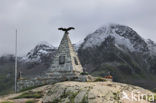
[0,81,155,103]
[42,81,155,103]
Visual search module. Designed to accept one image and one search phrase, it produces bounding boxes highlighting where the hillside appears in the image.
[0,81,156,103]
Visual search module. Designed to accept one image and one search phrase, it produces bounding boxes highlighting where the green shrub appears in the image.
[13,91,43,99]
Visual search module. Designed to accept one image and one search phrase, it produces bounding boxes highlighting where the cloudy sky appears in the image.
[0,0,156,56]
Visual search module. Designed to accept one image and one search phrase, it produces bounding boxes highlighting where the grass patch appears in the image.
[65,91,79,103]
[94,77,106,82]
[51,91,79,103]
[69,92,79,103]
[113,92,120,101]
[25,100,36,103]
[13,91,43,99]
[80,95,88,103]
[51,98,61,103]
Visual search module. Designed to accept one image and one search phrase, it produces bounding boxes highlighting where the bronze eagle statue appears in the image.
[58,27,75,33]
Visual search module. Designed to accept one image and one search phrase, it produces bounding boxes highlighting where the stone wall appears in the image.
[17,74,112,91]
[17,74,88,92]
[17,78,54,91]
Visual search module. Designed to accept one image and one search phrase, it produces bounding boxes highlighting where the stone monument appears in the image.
[17,27,84,91]
[47,27,83,79]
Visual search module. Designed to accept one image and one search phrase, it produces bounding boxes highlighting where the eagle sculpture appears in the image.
[58,27,75,33]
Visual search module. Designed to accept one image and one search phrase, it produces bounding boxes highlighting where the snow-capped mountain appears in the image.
[77,24,156,89]
[1,24,156,91]
[22,42,57,62]
[22,24,156,63]
[81,24,156,55]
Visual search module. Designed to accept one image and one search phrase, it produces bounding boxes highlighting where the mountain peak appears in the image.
[34,41,56,49]
[82,24,149,53]
[22,41,56,62]
[94,24,128,34]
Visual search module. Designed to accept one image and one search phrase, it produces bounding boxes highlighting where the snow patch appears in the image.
[82,24,135,51]
[22,41,56,62]
[146,39,156,55]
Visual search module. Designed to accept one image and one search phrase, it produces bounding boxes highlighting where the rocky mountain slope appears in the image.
[22,42,56,63]
[80,24,151,53]
[78,24,156,89]
[20,42,57,77]
[0,81,155,103]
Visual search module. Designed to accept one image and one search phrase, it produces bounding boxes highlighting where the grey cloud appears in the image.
[0,0,156,56]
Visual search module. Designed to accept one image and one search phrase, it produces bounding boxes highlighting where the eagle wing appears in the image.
[67,27,75,31]
[58,28,66,31]
[58,27,75,32]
